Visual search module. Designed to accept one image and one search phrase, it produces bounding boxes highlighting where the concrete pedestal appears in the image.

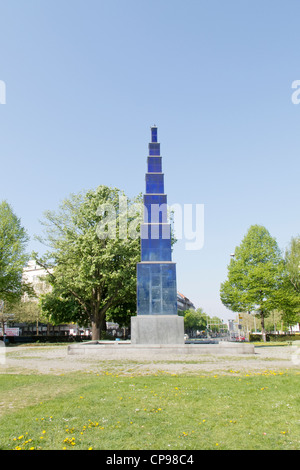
[68,341,255,356]
[131,315,184,345]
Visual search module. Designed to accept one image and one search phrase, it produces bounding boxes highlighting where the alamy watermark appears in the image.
[291,80,300,104]
[0,80,6,104]
[95,196,204,251]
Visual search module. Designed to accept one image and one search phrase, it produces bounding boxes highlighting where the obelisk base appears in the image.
[131,315,184,345]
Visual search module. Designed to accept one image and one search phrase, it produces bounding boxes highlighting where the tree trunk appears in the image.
[91,319,101,341]
[101,315,107,334]
[91,310,107,340]
[260,311,267,343]
[91,301,110,341]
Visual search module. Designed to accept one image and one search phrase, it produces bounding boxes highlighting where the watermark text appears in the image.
[96,196,204,251]
[0,80,6,104]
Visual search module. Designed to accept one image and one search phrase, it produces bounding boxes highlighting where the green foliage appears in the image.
[106,300,136,327]
[35,186,142,339]
[278,237,300,324]
[220,225,284,339]
[285,237,300,293]
[182,308,207,334]
[0,201,32,306]
[249,334,300,343]
[6,300,43,324]
[39,292,88,326]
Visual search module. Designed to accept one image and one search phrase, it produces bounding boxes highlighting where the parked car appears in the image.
[237,336,245,342]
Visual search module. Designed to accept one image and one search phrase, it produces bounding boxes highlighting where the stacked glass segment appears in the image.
[137,126,177,316]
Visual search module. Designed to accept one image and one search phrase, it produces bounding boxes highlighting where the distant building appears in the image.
[177,291,195,311]
[289,323,300,333]
[22,260,52,300]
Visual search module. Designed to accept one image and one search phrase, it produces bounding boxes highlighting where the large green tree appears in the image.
[285,237,300,293]
[35,186,142,340]
[0,201,31,306]
[220,225,284,341]
[279,236,300,324]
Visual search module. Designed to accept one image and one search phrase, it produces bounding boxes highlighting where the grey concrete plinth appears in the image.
[131,315,184,345]
[67,341,255,356]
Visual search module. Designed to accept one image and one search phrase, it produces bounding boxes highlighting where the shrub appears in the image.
[249,333,299,343]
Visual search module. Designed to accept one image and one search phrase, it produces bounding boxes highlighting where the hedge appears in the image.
[0,335,92,344]
[249,333,300,343]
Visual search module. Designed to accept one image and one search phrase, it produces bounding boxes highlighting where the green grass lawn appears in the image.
[0,368,300,450]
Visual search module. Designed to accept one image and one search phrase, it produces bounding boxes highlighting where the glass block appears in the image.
[137,263,177,315]
[144,194,167,206]
[143,195,168,224]
[141,237,172,262]
[149,143,160,155]
[146,173,164,193]
[136,127,178,318]
[151,127,158,143]
[140,223,171,240]
[147,157,162,173]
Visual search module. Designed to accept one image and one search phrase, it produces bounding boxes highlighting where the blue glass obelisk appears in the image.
[131,126,184,345]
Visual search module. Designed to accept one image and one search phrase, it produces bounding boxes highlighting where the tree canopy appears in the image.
[220,225,284,341]
[279,236,300,324]
[0,201,31,307]
[35,186,142,339]
[285,237,300,293]
[182,308,207,335]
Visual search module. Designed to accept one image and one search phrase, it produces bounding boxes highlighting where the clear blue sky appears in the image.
[1,0,300,321]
